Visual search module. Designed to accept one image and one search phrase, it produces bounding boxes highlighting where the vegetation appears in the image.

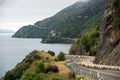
[4,50,41,80]
[3,50,94,80]
[13,0,108,43]
[57,52,65,61]
[70,25,100,56]
[35,62,45,73]
[42,36,63,43]
[80,25,100,52]
[42,36,75,44]
[46,65,59,73]
[51,76,63,80]
[47,50,55,56]
[4,51,73,80]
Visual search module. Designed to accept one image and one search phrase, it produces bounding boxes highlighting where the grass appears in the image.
[22,51,93,80]
[54,61,70,75]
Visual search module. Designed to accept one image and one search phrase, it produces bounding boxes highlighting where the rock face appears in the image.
[95,0,120,66]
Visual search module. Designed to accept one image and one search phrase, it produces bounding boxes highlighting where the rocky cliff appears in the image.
[95,0,120,66]
[69,0,120,66]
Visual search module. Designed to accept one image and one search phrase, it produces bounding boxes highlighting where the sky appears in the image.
[0,0,88,31]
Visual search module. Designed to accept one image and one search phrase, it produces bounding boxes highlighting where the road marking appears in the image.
[78,65,120,78]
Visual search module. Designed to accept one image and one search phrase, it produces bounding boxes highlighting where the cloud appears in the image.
[0,0,88,31]
[0,0,6,5]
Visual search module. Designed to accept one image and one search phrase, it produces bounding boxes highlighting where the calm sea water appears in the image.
[0,34,71,77]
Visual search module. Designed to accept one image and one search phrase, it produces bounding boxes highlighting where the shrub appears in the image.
[68,71,76,80]
[35,73,47,80]
[4,62,31,80]
[57,52,65,61]
[48,50,55,56]
[35,62,45,73]
[33,54,42,60]
[20,71,35,80]
[46,65,59,73]
[4,71,15,80]
[80,25,100,52]
[51,76,63,80]
[54,58,58,62]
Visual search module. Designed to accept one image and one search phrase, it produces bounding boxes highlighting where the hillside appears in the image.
[3,50,69,80]
[69,0,120,66]
[2,50,92,80]
[95,0,120,66]
[13,0,109,42]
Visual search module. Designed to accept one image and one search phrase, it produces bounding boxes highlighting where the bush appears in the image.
[68,72,76,80]
[4,63,31,80]
[33,54,42,60]
[35,73,47,80]
[48,50,55,56]
[54,58,58,62]
[51,76,63,80]
[57,52,65,61]
[35,62,45,73]
[20,71,35,80]
[46,65,59,73]
[80,25,100,52]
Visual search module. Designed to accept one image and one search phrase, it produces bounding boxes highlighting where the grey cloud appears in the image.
[0,0,88,31]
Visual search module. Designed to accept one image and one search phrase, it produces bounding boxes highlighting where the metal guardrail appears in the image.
[65,62,104,80]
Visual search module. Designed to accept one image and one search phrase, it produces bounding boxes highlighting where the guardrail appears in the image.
[65,61,104,80]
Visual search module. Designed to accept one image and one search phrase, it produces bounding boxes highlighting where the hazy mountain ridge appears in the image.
[0,29,14,33]
[13,0,108,40]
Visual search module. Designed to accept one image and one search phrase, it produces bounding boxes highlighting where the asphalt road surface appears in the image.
[65,61,120,80]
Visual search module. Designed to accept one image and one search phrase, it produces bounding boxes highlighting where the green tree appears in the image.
[48,50,55,56]
[57,52,65,61]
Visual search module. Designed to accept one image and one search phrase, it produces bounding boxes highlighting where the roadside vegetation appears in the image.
[3,50,93,80]
[70,25,100,56]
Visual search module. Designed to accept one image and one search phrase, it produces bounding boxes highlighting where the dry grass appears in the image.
[36,52,92,80]
[39,52,51,58]
[54,61,70,76]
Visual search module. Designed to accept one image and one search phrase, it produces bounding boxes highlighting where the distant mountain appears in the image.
[0,29,14,33]
[13,0,109,41]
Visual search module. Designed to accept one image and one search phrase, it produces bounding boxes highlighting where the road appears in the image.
[65,61,120,80]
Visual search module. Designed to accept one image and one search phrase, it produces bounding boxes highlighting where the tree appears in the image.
[57,52,65,61]
[48,50,55,56]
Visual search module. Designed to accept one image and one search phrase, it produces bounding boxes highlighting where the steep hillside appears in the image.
[69,25,100,56]
[13,0,109,40]
[3,50,72,80]
[12,25,49,38]
[70,0,120,66]
[95,0,120,66]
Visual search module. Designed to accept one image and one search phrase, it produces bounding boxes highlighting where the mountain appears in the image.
[70,0,120,66]
[95,0,120,66]
[13,0,109,41]
[0,29,14,33]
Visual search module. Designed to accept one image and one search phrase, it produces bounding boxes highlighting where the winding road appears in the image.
[65,60,120,80]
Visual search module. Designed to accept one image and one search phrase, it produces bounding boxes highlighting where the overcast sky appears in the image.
[0,0,88,31]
